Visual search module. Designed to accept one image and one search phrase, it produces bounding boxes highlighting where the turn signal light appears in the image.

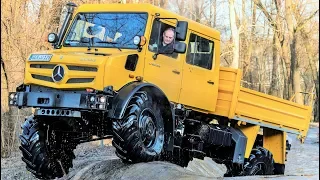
[86,88,94,93]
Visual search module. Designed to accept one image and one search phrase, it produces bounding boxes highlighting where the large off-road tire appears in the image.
[243,147,274,176]
[273,163,285,175]
[112,91,165,163]
[19,116,75,179]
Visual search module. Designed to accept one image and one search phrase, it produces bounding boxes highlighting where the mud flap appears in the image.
[230,127,247,164]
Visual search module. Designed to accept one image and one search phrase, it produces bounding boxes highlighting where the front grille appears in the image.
[30,64,56,69]
[66,65,98,72]
[30,64,97,84]
[32,75,54,82]
[66,78,94,84]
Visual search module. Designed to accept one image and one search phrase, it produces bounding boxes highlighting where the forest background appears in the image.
[1,0,319,157]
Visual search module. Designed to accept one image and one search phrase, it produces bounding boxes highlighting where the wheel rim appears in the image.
[139,108,157,148]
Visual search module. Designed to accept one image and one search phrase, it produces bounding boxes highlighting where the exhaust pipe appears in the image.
[56,2,77,48]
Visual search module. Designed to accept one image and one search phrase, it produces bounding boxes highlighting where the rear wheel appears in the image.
[19,116,75,179]
[274,163,285,175]
[243,147,274,175]
[112,91,165,163]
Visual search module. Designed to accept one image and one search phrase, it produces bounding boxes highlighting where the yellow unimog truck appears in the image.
[9,2,313,179]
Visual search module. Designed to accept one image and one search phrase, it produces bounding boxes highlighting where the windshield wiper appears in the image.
[66,38,93,50]
[95,41,122,51]
[65,40,81,45]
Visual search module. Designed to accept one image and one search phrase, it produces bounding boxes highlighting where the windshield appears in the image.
[64,12,148,49]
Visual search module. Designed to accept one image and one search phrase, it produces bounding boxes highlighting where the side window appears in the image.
[186,33,214,70]
[148,20,178,58]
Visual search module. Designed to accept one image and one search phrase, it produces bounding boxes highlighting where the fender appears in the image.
[108,81,175,151]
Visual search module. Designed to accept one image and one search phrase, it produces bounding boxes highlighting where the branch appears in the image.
[1,56,9,90]
[295,9,319,32]
[253,0,277,28]
[220,51,233,57]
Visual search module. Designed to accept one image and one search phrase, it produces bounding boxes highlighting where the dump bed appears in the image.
[214,67,312,141]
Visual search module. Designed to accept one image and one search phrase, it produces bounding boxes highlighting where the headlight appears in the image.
[99,96,106,103]
[133,36,141,45]
[10,93,15,99]
[90,96,95,102]
[48,33,58,43]
[99,104,104,109]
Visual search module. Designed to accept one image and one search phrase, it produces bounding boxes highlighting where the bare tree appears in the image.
[300,27,319,121]
[254,0,318,104]
[229,0,240,68]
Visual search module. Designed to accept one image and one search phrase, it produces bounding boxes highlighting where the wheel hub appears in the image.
[139,109,157,148]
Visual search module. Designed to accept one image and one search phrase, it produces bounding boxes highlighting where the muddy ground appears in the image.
[1,125,318,180]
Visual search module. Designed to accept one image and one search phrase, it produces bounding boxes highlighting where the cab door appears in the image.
[143,19,183,102]
[178,32,219,112]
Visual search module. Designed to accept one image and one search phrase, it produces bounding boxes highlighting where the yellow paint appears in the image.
[237,124,260,158]
[214,67,312,141]
[178,31,220,111]
[143,18,184,102]
[263,129,286,164]
[228,69,241,118]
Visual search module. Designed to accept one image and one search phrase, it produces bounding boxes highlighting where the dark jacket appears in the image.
[158,42,174,54]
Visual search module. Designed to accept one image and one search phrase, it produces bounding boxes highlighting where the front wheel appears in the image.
[19,116,75,179]
[112,91,165,163]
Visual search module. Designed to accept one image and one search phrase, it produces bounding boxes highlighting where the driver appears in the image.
[149,27,175,54]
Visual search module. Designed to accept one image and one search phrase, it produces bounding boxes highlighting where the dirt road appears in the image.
[1,126,318,180]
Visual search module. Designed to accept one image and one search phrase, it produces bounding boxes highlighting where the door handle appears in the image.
[172,69,180,75]
[207,80,214,85]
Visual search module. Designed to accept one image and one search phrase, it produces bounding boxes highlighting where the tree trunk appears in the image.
[177,0,186,17]
[300,28,319,121]
[50,0,64,32]
[269,34,279,96]
[159,0,167,8]
[194,1,201,23]
[213,0,217,27]
[229,0,239,69]
[254,0,292,100]
[244,1,256,74]
[285,0,297,102]
[290,34,303,104]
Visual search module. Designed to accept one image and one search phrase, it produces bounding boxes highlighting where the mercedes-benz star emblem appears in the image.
[52,65,65,82]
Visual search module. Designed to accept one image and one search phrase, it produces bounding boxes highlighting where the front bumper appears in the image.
[8,91,111,111]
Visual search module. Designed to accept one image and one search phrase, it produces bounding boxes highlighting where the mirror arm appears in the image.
[152,53,159,60]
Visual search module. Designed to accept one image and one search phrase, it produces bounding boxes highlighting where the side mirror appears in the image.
[176,21,188,41]
[48,33,58,43]
[174,42,186,53]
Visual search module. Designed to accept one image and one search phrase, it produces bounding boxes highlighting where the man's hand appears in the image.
[148,43,158,51]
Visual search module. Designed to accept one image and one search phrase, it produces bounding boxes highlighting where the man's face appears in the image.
[163,29,174,45]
